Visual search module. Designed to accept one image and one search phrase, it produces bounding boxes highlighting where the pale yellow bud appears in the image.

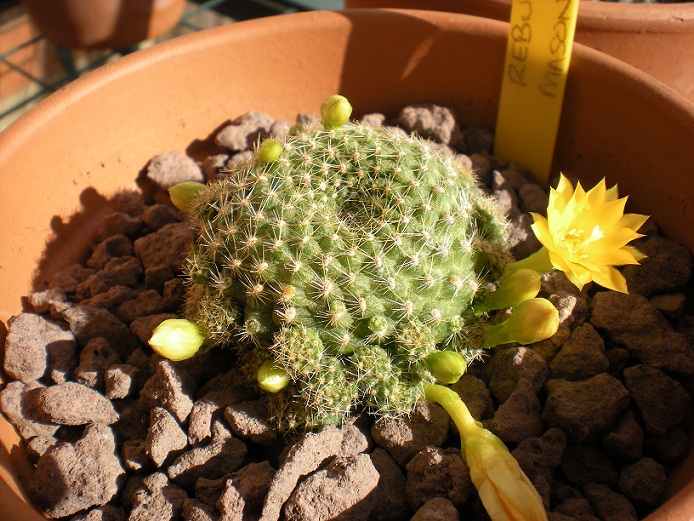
[320,94,352,129]
[149,318,204,361]
[484,298,559,347]
[257,360,290,393]
[168,181,206,213]
[424,384,547,521]
[466,432,548,521]
[477,269,541,312]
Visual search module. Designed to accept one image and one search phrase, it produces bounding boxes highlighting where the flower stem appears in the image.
[424,383,478,443]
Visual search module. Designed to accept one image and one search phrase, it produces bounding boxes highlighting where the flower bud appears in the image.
[257,360,290,393]
[149,318,204,361]
[257,138,282,164]
[484,298,559,347]
[477,268,541,312]
[367,315,391,342]
[320,94,352,129]
[426,350,467,384]
[465,429,548,521]
[424,383,548,521]
[168,181,206,213]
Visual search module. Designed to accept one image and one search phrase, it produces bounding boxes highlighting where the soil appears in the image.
[1,103,693,521]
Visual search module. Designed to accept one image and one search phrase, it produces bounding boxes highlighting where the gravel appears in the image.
[1,103,693,520]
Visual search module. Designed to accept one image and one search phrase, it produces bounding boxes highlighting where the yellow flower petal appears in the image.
[591,266,629,293]
[585,178,608,207]
[605,183,619,202]
[581,198,627,229]
[625,245,647,262]
[618,213,649,232]
[530,215,554,249]
[548,174,578,215]
[585,228,642,256]
[588,247,642,267]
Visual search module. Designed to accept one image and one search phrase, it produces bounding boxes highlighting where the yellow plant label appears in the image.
[493,0,580,183]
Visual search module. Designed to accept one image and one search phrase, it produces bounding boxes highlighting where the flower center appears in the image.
[559,226,603,260]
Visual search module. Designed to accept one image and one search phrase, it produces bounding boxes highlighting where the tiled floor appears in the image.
[0,0,343,132]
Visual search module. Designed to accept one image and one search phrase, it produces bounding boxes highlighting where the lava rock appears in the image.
[29,424,125,517]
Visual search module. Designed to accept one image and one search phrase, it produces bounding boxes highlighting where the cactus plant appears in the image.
[169,96,530,431]
[149,95,655,521]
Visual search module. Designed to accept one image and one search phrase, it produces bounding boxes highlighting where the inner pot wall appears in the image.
[345,0,694,103]
[0,9,692,520]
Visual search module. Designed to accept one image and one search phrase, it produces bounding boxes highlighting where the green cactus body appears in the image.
[183,121,510,430]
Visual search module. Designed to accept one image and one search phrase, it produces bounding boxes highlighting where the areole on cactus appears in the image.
[149,95,646,521]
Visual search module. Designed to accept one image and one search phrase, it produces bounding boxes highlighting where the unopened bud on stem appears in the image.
[477,268,541,312]
[169,182,206,213]
[426,350,467,384]
[484,298,559,347]
[320,94,352,129]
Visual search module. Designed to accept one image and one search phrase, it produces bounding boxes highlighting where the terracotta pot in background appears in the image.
[20,0,186,49]
[0,8,693,520]
[346,0,694,102]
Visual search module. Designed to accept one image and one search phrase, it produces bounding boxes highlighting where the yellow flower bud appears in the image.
[477,268,541,312]
[484,298,559,347]
[257,360,290,393]
[425,384,547,521]
[149,318,204,361]
[320,94,352,129]
[168,181,206,213]
[426,350,467,384]
[466,432,548,521]
[257,138,282,164]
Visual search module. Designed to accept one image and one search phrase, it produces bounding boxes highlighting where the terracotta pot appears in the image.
[346,0,694,102]
[0,8,693,520]
[20,0,186,49]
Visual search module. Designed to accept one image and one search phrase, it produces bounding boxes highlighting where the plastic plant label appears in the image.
[493,0,580,183]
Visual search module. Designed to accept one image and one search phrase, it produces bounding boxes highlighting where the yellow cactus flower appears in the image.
[425,384,547,521]
[510,174,647,293]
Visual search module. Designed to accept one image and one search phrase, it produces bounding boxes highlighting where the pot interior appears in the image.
[0,9,692,520]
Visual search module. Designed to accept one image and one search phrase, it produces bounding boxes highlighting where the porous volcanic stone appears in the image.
[590,291,694,376]
[35,382,118,426]
[4,312,76,383]
[283,454,379,521]
[542,374,630,443]
[29,423,125,517]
